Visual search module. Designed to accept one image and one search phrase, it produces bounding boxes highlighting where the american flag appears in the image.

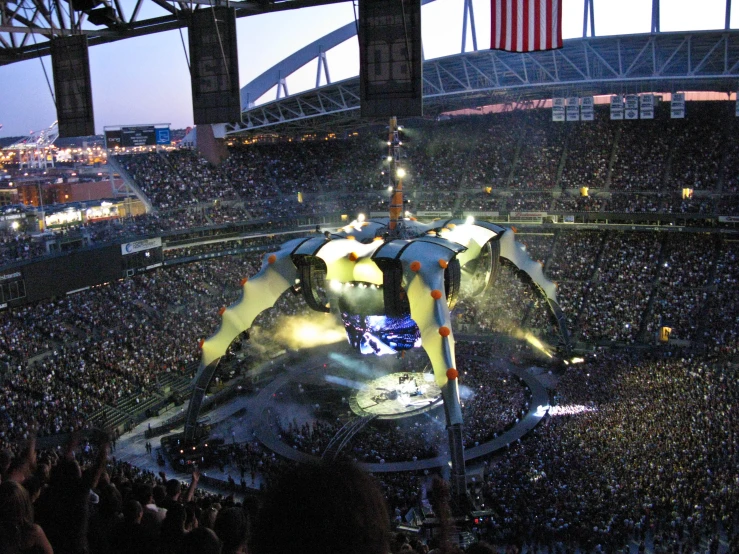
[491,0,563,53]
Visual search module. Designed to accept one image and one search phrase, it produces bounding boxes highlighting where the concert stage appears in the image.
[350,371,442,419]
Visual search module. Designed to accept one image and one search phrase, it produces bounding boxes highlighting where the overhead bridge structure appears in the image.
[221,29,739,136]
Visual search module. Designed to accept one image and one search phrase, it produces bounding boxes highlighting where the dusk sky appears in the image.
[0,0,735,138]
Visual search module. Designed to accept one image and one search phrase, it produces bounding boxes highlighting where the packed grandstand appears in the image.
[1,101,738,554]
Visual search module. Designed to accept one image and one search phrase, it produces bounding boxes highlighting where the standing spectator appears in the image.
[36,436,109,554]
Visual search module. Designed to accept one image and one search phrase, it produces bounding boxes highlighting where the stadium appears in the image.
[0,0,738,553]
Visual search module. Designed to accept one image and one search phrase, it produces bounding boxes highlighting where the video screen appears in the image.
[341,313,422,356]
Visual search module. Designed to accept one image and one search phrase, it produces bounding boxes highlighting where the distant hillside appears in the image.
[0,136,24,148]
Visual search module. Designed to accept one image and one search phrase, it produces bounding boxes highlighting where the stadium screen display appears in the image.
[341,312,421,356]
[105,126,171,149]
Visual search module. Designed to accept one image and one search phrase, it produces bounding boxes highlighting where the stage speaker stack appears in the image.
[51,35,95,138]
[358,0,423,117]
[188,6,241,124]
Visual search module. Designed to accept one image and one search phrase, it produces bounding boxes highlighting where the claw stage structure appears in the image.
[183,118,569,499]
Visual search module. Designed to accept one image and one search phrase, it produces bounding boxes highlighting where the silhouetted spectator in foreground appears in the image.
[250,461,390,554]
[36,435,108,554]
[158,503,187,554]
[110,500,151,554]
[179,527,221,554]
[0,480,53,554]
[213,507,248,554]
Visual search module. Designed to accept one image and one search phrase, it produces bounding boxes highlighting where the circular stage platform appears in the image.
[350,371,442,419]
[249,349,552,472]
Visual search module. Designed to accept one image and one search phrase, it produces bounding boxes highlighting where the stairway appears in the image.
[636,233,669,343]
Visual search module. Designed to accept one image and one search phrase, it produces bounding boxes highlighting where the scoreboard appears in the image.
[105,125,171,149]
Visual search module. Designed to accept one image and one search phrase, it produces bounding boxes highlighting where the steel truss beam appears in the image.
[0,0,346,66]
[225,30,739,136]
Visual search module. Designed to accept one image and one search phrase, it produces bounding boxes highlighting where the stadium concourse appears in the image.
[1,103,739,553]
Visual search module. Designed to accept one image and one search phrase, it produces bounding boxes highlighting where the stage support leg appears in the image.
[446,423,467,499]
[441,384,469,510]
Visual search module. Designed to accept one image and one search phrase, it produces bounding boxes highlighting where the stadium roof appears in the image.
[218,29,739,136]
[0,0,346,66]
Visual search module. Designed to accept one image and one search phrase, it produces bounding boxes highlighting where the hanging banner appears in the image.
[359,0,423,117]
[624,95,639,120]
[640,94,654,119]
[580,96,594,121]
[552,97,565,122]
[671,92,685,119]
[566,97,580,121]
[610,96,623,120]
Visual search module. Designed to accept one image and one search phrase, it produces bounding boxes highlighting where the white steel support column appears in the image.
[726,0,732,30]
[461,0,478,53]
[583,0,595,37]
[316,47,331,88]
[277,76,289,99]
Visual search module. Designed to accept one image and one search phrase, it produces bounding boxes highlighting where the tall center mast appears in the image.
[387,116,406,238]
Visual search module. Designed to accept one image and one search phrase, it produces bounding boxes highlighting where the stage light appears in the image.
[465,216,475,225]
[329,280,342,292]
[358,213,366,222]
[387,186,393,192]
[524,332,552,358]
[297,325,319,341]
[549,404,597,416]
[396,168,406,178]
[387,156,393,161]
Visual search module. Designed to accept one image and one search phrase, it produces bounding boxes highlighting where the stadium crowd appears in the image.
[474,351,739,554]
[3,343,737,553]
[0,434,262,554]
[0,254,264,448]
[1,101,739,553]
[2,223,736,446]
[3,102,739,270]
